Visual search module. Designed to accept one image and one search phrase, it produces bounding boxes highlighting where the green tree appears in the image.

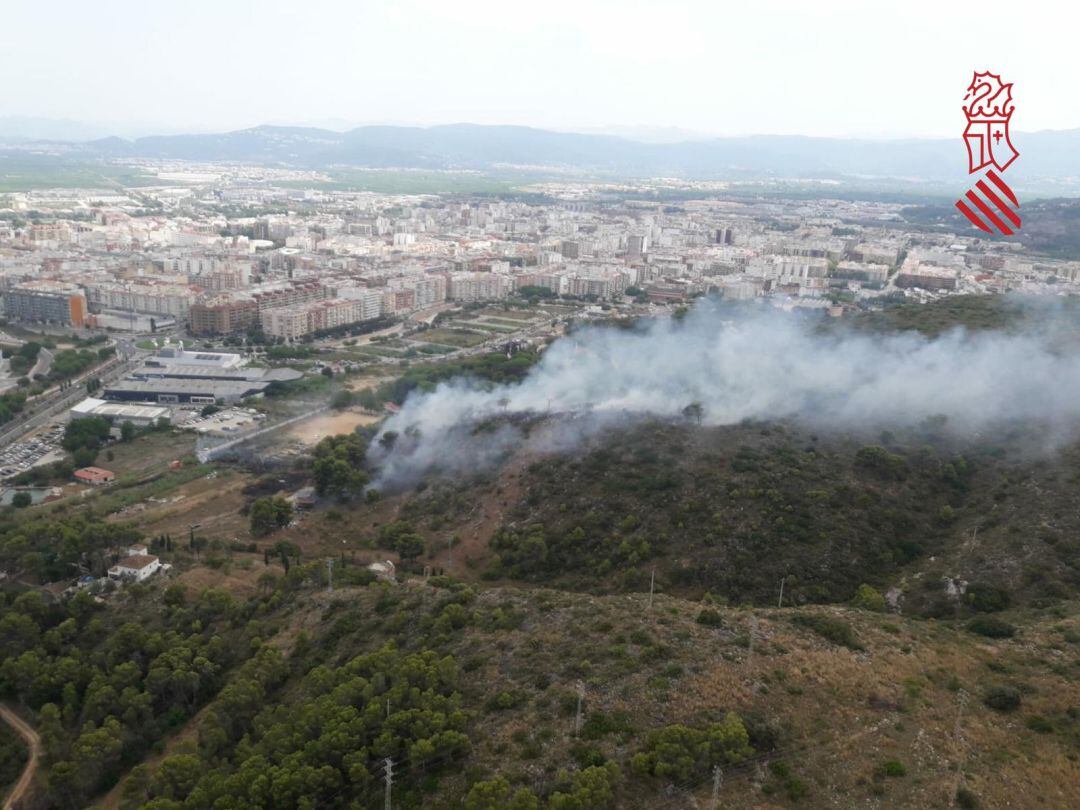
[120,420,136,442]
[682,401,704,425]
[312,433,369,498]
[549,763,620,809]
[631,715,752,781]
[464,777,540,810]
[250,497,293,537]
[63,416,111,453]
[153,753,204,800]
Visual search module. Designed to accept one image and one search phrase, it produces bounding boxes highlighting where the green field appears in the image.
[476,316,536,328]
[0,154,157,193]
[278,170,519,195]
[481,309,538,321]
[418,327,489,347]
[468,322,519,333]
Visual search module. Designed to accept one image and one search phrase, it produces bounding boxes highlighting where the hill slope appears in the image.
[7,123,1079,185]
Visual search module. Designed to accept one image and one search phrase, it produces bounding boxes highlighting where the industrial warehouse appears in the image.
[82,343,301,408]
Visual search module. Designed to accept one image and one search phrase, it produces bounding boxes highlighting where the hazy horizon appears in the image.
[3,0,1077,139]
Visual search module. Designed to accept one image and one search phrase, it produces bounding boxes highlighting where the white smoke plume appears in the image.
[367,299,1080,490]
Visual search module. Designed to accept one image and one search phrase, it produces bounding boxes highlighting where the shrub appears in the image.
[967,617,1015,639]
[956,787,980,808]
[983,686,1021,712]
[966,582,1011,613]
[791,613,863,650]
[854,446,908,480]
[851,584,886,612]
[1025,715,1054,733]
[696,608,724,627]
[874,759,906,779]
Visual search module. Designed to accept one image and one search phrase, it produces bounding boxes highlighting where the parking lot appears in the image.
[181,407,266,437]
[0,423,66,480]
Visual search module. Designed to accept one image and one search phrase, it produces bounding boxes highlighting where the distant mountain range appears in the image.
[5,121,1080,186]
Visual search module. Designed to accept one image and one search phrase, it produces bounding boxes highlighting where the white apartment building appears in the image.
[448,272,513,302]
[260,296,382,339]
[86,282,197,318]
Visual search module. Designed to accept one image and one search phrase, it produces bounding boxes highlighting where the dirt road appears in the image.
[0,703,39,810]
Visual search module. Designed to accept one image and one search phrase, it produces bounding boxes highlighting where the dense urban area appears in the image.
[0,162,1078,810]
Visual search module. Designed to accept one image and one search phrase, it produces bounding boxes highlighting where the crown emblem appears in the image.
[962,70,1018,174]
[963,71,1014,123]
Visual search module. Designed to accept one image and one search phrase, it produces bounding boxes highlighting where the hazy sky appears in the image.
[3,0,1077,138]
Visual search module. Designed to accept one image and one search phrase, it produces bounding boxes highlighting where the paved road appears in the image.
[0,354,138,449]
[0,703,40,810]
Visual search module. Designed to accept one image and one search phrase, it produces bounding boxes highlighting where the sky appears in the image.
[2,0,1078,139]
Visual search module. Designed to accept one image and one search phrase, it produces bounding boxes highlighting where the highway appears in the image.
[0,346,141,449]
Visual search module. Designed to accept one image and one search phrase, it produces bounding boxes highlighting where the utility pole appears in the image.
[383,758,393,810]
[326,558,334,593]
[949,689,970,807]
[574,681,585,736]
[711,765,723,809]
[777,576,786,608]
[647,568,656,610]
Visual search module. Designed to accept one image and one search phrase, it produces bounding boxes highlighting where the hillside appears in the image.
[2,296,1080,808]
[6,123,1080,188]
[4,567,1078,810]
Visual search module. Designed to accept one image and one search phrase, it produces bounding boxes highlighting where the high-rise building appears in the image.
[627,234,648,257]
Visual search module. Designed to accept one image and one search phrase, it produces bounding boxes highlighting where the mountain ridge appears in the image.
[7,121,1080,183]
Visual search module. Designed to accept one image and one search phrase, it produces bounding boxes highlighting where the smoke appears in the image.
[367,299,1080,490]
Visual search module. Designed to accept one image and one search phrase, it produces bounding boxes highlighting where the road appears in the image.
[0,704,40,810]
[0,353,140,449]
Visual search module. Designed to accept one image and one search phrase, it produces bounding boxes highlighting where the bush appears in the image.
[791,613,863,650]
[956,787,980,808]
[854,446,908,480]
[965,582,1011,613]
[983,686,1021,712]
[967,617,1015,639]
[851,584,886,612]
[696,608,724,627]
[11,491,32,509]
[874,759,906,779]
[1026,714,1054,733]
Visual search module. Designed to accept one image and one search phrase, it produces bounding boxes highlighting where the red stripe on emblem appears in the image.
[955,199,991,233]
[965,190,1013,235]
[986,170,1019,207]
[976,180,1021,228]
